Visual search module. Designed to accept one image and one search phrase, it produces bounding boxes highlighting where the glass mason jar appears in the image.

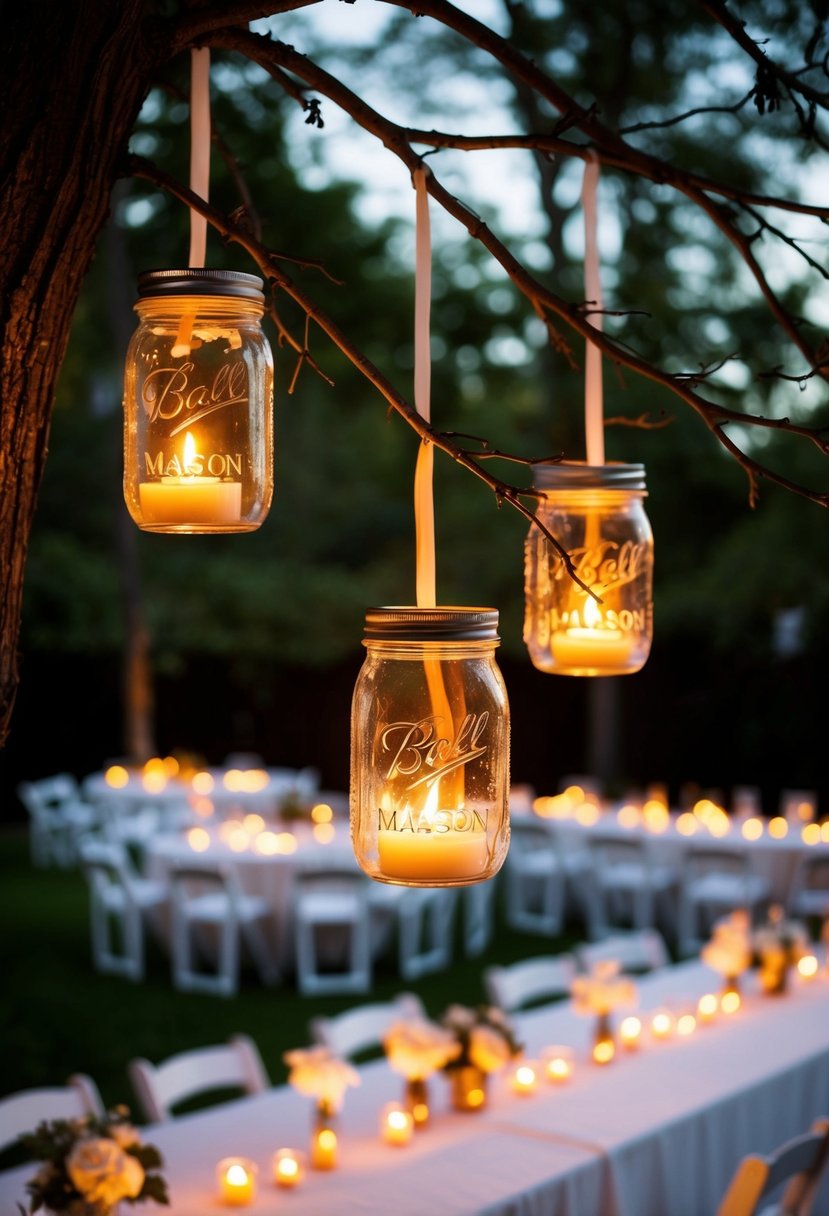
[123,268,273,533]
[350,607,510,887]
[524,461,653,676]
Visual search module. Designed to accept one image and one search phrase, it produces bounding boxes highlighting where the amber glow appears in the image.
[617,804,640,829]
[217,1158,255,1205]
[741,817,763,841]
[187,827,210,853]
[192,771,215,795]
[313,822,336,844]
[593,1038,615,1065]
[675,812,698,836]
[104,765,130,789]
[643,799,670,833]
[676,1013,697,1036]
[797,954,819,980]
[619,1016,642,1048]
[311,803,334,824]
[381,1105,414,1145]
[803,823,821,845]
[242,813,265,834]
[511,1062,538,1094]
[273,1150,302,1188]
[650,1010,674,1039]
[720,990,741,1015]
[768,817,788,839]
[311,1128,338,1170]
[697,993,718,1023]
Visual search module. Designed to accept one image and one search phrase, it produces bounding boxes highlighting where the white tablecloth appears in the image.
[3,961,826,1215]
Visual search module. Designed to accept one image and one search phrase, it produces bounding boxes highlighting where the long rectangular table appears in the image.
[2,960,828,1215]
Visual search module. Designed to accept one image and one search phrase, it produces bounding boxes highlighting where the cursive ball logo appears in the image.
[141,361,248,435]
[552,539,649,595]
[380,712,489,791]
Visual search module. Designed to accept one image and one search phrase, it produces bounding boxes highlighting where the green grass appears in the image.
[0,829,579,1116]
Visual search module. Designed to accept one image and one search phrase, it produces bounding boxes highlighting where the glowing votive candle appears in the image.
[676,1012,697,1036]
[797,954,819,981]
[377,823,488,881]
[720,988,741,1015]
[510,1060,539,1095]
[619,1016,642,1050]
[273,1149,304,1189]
[381,1103,414,1146]
[217,1158,256,1206]
[697,993,718,1024]
[541,1046,574,1083]
[650,1009,674,1039]
[550,627,634,673]
[311,1127,338,1170]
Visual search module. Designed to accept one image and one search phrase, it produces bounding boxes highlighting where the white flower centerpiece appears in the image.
[439,1004,521,1111]
[571,961,637,1064]
[284,1046,360,1168]
[383,1017,461,1127]
[19,1106,167,1216]
[701,909,753,1009]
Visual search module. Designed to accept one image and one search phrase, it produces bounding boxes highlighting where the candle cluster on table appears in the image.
[217,1158,257,1206]
[440,1004,522,1110]
[571,960,637,1065]
[701,910,752,1007]
[383,1016,460,1128]
[754,905,811,995]
[541,1045,575,1083]
[283,1045,360,1171]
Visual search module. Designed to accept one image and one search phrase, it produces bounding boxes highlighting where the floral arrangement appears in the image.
[283,1046,360,1114]
[439,1004,521,1074]
[571,961,637,1017]
[701,909,753,978]
[753,905,809,961]
[19,1106,167,1215]
[383,1017,460,1081]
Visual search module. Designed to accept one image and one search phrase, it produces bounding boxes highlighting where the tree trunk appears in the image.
[0,1,158,746]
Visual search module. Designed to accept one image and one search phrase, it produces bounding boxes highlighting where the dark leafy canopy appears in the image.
[23,0,829,682]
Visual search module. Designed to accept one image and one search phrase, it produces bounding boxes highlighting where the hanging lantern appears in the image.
[351,607,510,887]
[123,268,273,533]
[524,461,653,676]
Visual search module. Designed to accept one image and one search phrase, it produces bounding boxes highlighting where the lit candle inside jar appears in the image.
[720,988,741,1015]
[619,1016,642,1050]
[541,1046,574,1083]
[376,784,489,882]
[510,1060,539,1095]
[381,1103,414,1146]
[272,1149,304,1189]
[311,1127,338,1170]
[217,1158,256,1206]
[139,432,242,527]
[676,1011,697,1037]
[550,596,635,673]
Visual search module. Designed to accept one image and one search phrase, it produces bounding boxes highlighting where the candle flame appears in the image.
[584,594,601,629]
[183,431,197,474]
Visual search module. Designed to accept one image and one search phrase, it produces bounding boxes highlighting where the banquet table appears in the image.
[526,806,829,907]
[3,960,827,1216]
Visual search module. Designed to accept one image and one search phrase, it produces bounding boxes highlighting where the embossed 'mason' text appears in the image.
[377,805,488,832]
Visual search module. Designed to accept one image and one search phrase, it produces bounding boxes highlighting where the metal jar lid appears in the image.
[363,606,500,642]
[137,268,265,302]
[532,460,646,491]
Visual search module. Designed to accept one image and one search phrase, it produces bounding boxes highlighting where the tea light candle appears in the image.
[217,1158,256,1206]
[797,954,819,981]
[720,988,741,1015]
[510,1060,539,1095]
[650,1009,674,1039]
[592,1037,615,1065]
[541,1046,574,1083]
[381,1103,414,1146]
[697,993,718,1024]
[273,1149,304,1189]
[311,1127,338,1170]
[676,1012,697,1036]
[619,1015,642,1050]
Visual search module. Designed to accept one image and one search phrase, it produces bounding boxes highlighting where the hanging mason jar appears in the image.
[123,268,273,533]
[351,607,510,887]
[524,462,653,676]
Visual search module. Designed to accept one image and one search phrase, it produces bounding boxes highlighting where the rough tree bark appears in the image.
[0,1,158,747]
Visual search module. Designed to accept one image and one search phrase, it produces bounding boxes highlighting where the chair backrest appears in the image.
[129,1035,269,1123]
[484,954,577,1012]
[576,929,669,974]
[311,993,426,1059]
[0,1075,104,1153]
[21,774,80,809]
[717,1118,829,1216]
[78,838,136,898]
[590,835,650,869]
[509,821,556,856]
[685,847,748,881]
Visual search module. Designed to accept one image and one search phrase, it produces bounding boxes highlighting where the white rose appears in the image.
[67,1137,145,1206]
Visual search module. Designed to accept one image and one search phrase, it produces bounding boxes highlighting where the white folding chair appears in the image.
[678,846,770,957]
[396,888,457,981]
[0,1075,104,1152]
[462,878,498,958]
[79,838,168,982]
[17,775,92,868]
[589,835,677,938]
[717,1117,829,1216]
[293,868,372,996]
[311,993,426,1059]
[788,855,829,922]
[129,1035,269,1123]
[170,865,278,997]
[503,821,566,936]
[576,929,669,975]
[484,954,577,1013]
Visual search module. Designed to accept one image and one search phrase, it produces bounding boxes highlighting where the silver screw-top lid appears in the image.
[532,460,646,491]
[363,606,500,642]
[137,268,265,302]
